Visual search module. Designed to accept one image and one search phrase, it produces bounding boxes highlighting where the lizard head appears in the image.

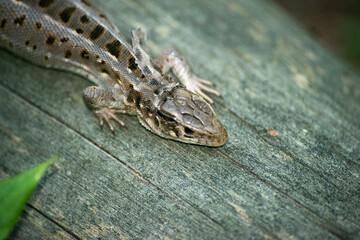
[140,86,227,146]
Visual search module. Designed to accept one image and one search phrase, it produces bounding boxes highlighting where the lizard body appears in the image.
[0,0,227,146]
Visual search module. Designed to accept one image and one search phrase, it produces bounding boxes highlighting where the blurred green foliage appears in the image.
[0,156,58,240]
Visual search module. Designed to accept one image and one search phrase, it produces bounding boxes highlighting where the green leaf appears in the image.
[0,155,58,240]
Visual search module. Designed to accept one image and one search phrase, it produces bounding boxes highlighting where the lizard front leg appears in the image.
[131,29,219,103]
[83,86,128,132]
[156,48,221,103]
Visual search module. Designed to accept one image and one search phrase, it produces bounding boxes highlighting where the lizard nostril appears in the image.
[154,117,159,127]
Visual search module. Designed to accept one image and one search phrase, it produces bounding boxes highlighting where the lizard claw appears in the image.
[94,108,126,132]
[186,76,221,104]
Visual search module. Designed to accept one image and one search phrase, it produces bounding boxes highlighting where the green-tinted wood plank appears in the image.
[0,86,244,239]
[0,0,359,239]
[8,206,77,240]
[0,50,343,240]
[124,0,360,196]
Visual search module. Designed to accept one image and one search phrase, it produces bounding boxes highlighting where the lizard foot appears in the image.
[94,108,127,132]
[186,75,221,104]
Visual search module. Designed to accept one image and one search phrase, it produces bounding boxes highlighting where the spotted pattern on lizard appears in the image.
[0,0,227,146]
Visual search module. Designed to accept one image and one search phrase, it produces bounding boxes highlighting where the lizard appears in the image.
[0,0,228,146]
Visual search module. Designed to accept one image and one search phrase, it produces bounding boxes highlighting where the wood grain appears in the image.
[0,0,359,239]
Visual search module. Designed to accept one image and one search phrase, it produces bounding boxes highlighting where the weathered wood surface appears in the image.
[0,0,359,239]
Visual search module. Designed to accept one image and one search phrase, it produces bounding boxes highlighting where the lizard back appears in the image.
[0,0,153,92]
